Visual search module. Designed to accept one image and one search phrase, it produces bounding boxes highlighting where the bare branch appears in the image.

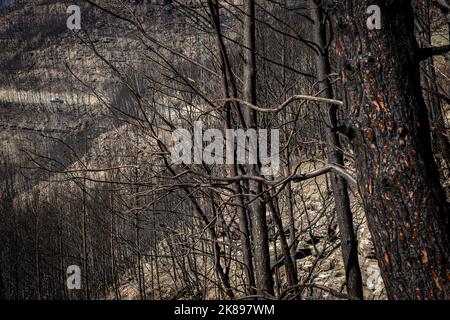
[219,95,343,113]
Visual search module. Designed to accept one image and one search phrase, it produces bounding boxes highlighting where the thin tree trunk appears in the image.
[207,0,257,295]
[34,208,41,300]
[309,0,363,299]
[414,0,450,166]
[82,177,90,300]
[109,193,120,300]
[243,0,274,296]
[266,193,297,288]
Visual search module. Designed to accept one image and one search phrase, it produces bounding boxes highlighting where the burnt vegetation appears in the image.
[0,0,449,300]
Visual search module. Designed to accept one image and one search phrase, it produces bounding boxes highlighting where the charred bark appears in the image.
[243,0,274,296]
[331,0,450,299]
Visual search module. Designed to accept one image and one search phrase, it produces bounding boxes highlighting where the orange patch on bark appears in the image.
[371,114,378,126]
[415,288,421,299]
[379,101,387,112]
[395,178,403,192]
[387,121,394,134]
[403,156,411,167]
[432,271,443,291]
[384,253,390,264]
[372,101,381,112]
[421,250,429,264]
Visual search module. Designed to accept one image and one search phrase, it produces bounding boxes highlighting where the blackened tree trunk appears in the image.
[243,0,274,296]
[413,0,450,167]
[81,176,90,300]
[331,0,450,299]
[309,0,364,300]
[206,0,257,296]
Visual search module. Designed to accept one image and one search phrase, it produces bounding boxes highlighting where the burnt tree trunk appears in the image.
[413,0,450,167]
[309,0,364,300]
[207,0,257,296]
[243,0,274,296]
[331,0,450,299]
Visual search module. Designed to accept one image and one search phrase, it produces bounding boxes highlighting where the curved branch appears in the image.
[220,95,343,113]
[290,163,357,188]
[187,163,357,188]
